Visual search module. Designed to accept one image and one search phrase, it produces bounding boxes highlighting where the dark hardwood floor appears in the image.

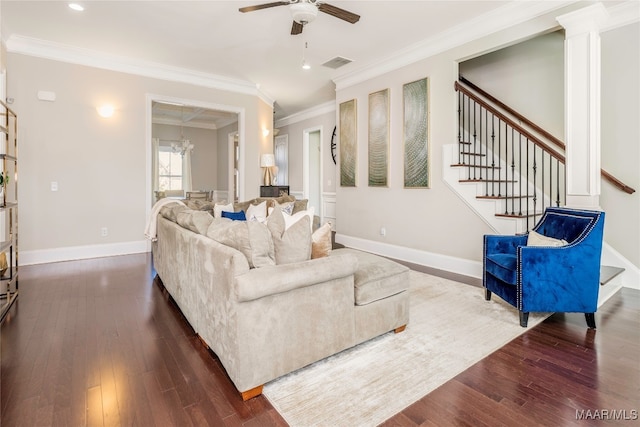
[1,253,638,426]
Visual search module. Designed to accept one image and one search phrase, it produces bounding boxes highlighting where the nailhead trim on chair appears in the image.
[516,208,602,311]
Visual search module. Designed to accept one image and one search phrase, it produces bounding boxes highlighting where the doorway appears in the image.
[146,94,245,213]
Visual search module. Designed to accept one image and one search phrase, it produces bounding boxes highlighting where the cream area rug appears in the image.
[263,270,548,427]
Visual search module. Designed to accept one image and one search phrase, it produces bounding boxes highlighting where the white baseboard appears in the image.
[336,234,640,295]
[20,240,150,266]
[335,234,482,280]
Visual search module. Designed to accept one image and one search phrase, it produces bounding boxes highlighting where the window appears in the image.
[158,147,183,190]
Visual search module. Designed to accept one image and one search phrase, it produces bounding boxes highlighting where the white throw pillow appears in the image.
[283,206,315,231]
[527,230,568,247]
[246,201,268,222]
[214,202,233,218]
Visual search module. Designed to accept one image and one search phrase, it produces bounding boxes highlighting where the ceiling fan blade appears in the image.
[318,3,360,24]
[291,21,304,35]
[239,1,290,13]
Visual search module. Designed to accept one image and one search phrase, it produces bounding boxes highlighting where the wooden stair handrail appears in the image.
[456,78,636,195]
[601,170,636,194]
[455,81,564,162]
[459,76,565,151]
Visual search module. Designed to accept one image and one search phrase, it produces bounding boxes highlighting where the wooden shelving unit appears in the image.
[0,100,18,323]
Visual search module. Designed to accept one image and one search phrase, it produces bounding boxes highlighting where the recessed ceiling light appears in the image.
[68,3,84,11]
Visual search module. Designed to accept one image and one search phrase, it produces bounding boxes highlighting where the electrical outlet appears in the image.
[380,227,386,236]
[101,227,108,237]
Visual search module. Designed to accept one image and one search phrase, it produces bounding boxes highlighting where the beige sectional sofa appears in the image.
[151,202,410,400]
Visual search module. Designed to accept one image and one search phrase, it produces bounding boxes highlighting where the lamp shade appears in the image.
[260,154,275,168]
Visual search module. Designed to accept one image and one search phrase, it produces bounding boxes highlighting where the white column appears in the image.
[557,3,609,210]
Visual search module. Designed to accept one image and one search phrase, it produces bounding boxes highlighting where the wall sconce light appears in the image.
[263,128,270,137]
[260,153,275,186]
[97,104,114,118]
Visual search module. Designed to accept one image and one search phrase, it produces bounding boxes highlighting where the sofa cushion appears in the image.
[485,253,517,285]
[207,220,275,268]
[160,203,190,222]
[292,199,308,214]
[234,253,358,303]
[283,207,314,231]
[176,210,213,235]
[182,199,215,213]
[311,222,332,259]
[214,202,233,218]
[267,207,312,265]
[333,248,409,305]
[271,201,294,216]
[246,200,268,222]
[222,210,247,221]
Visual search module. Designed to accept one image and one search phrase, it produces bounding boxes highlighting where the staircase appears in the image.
[446,77,637,304]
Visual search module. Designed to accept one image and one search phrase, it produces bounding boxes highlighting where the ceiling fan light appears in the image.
[290,2,318,24]
[302,60,311,70]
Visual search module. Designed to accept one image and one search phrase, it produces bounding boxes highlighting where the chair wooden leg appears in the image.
[484,288,492,301]
[519,311,529,327]
[585,313,596,329]
[240,385,263,401]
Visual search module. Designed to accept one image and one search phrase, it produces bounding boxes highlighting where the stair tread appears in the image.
[460,152,486,157]
[600,265,625,286]
[460,179,517,183]
[450,163,500,170]
[495,211,543,218]
[477,195,532,199]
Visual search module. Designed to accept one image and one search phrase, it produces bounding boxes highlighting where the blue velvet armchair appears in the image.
[483,207,605,328]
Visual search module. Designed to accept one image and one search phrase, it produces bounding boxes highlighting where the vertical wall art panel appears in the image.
[368,89,389,187]
[339,99,357,187]
[403,78,430,188]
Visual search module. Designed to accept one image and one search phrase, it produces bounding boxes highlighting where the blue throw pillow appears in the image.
[221,210,247,221]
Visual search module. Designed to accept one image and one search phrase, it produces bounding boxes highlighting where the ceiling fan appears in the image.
[239,0,360,35]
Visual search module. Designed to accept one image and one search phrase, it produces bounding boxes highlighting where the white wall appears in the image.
[7,54,271,263]
[459,30,565,140]
[276,110,337,195]
[332,4,598,271]
[600,22,640,268]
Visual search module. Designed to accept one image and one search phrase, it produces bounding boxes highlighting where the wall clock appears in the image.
[330,126,337,165]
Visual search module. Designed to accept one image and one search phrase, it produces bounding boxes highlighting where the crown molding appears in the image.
[333,0,578,91]
[275,100,335,128]
[5,34,270,101]
[602,0,640,32]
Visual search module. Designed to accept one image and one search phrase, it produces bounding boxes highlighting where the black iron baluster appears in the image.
[510,128,515,215]
[541,152,545,213]
[457,90,462,165]
[518,133,523,216]
[525,137,530,231]
[556,160,561,206]
[489,115,495,197]
[479,105,483,180]
[472,99,477,180]
[532,143,538,228]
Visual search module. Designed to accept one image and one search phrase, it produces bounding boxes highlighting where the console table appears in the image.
[260,186,289,198]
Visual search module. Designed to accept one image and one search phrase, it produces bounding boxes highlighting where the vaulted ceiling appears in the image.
[2,1,573,122]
